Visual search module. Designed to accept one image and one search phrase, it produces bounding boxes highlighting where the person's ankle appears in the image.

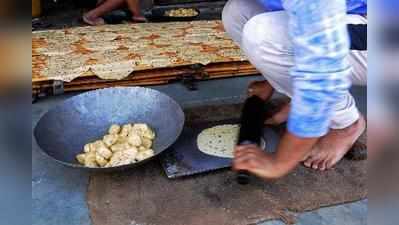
[332,116,365,135]
[132,15,146,21]
[85,11,98,20]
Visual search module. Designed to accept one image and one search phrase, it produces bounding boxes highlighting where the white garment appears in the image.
[222,0,367,130]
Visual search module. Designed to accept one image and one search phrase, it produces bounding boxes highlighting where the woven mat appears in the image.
[87,159,366,225]
[32,61,258,95]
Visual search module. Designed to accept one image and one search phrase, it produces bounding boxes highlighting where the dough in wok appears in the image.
[76,123,156,168]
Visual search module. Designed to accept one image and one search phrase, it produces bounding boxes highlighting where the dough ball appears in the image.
[116,135,127,144]
[84,152,98,168]
[144,130,155,140]
[141,138,153,149]
[135,152,148,161]
[110,142,130,152]
[78,123,156,168]
[120,124,133,137]
[83,143,92,153]
[108,124,121,134]
[103,134,118,147]
[135,150,154,161]
[96,145,113,159]
[107,149,137,167]
[119,131,128,138]
[132,123,144,128]
[124,147,138,161]
[84,142,98,153]
[107,151,124,167]
[127,133,142,147]
[95,154,108,167]
[127,146,138,153]
[129,128,140,136]
[132,124,155,140]
[85,152,96,162]
[92,140,106,150]
[138,146,147,152]
[85,161,98,168]
[146,149,155,156]
[76,154,86,164]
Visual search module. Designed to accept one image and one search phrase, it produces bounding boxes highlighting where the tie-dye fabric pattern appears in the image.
[257,0,367,14]
[282,0,357,137]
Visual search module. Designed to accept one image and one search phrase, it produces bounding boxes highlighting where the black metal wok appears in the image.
[34,87,185,172]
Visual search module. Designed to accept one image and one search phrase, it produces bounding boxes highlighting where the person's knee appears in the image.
[241,13,294,96]
[242,13,281,52]
[222,0,247,34]
[222,0,247,22]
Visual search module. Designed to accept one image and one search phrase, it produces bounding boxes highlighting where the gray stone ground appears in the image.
[32,76,367,225]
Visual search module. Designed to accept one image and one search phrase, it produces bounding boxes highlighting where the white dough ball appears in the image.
[135,150,154,161]
[83,143,92,153]
[77,123,156,168]
[110,142,130,152]
[96,145,113,159]
[84,152,98,168]
[76,154,86,164]
[124,147,138,161]
[116,135,127,144]
[107,149,137,167]
[141,138,153,149]
[107,151,123,167]
[92,140,106,149]
[95,154,108,167]
[127,133,142,147]
[132,124,155,140]
[108,124,121,134]
[103,134,118,147]
[120,124,133,137]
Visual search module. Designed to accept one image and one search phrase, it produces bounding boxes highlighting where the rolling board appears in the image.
[160,119,280,178]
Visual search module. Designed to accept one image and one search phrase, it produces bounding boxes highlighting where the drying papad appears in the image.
[32,21,248,82]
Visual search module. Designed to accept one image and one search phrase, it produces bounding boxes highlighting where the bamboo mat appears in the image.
[32,61,258,95]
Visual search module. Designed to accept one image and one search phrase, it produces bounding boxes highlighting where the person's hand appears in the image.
[233,144,284,180]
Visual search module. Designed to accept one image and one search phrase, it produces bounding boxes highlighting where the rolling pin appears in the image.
[236,95,266,185]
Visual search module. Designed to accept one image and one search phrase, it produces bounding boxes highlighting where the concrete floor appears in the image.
[32,76,367,225]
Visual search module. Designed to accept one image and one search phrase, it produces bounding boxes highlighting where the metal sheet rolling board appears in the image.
[160,119,280,178]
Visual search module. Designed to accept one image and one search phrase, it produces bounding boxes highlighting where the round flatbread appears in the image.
[197,124,265,158]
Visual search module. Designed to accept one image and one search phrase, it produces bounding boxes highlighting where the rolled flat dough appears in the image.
[197,124,265,158]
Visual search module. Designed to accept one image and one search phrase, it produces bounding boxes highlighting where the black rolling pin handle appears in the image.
[237,170,251,185]
[236,140,256,185]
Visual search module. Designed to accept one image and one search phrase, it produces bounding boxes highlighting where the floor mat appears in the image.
[87,158,366,225]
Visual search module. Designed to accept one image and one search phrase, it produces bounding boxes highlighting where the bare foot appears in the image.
[303,115,366,171]
[131,16,147,23]
[83,13,105,26]
[247,80,274,101]
[265,102,290,125]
